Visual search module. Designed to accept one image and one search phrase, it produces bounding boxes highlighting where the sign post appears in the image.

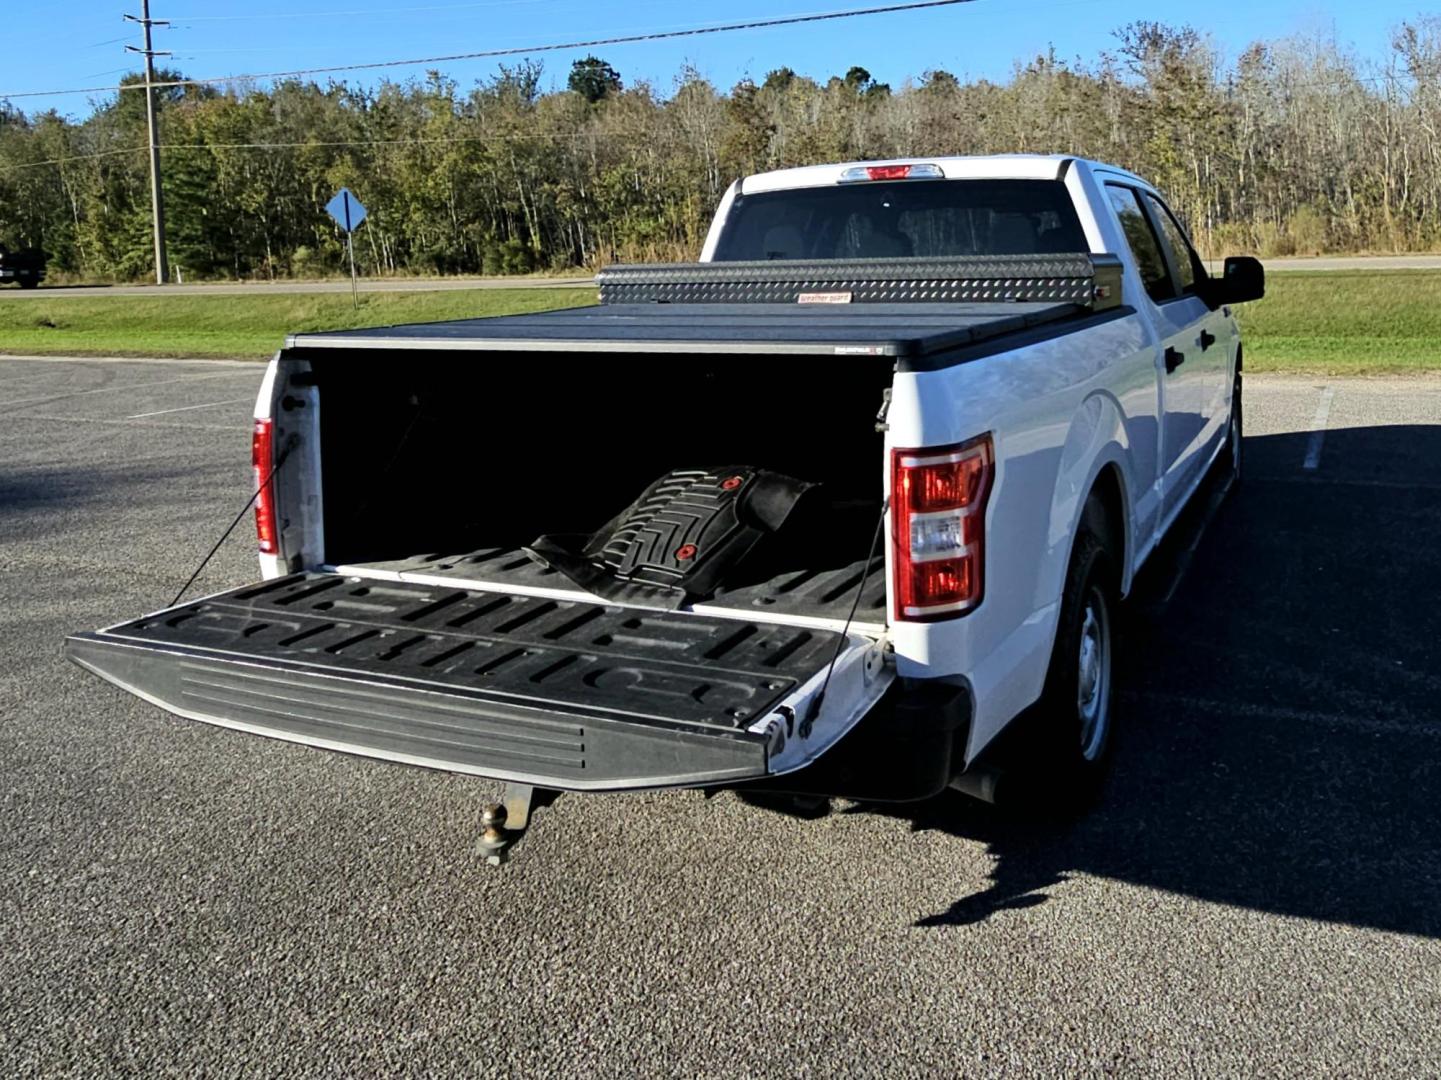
[325,188,369,310]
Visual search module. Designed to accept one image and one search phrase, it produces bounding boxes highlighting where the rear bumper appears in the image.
[735,677,973,802]
[67,632,772,790]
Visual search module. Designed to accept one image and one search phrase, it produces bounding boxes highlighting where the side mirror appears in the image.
[1214,255,1265,305]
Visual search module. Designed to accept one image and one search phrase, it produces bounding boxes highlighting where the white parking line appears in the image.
[5,369,257,408]
[1123,689,1441,740]
[14,413,235,432]
[128,397,253,419]
[1302,385,1335,469]
[1,354,256,368]
[1254,474,1441,493]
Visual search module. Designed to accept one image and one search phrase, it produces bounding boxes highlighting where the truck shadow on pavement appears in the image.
[0,461,209,544]
[861,424,1441,935]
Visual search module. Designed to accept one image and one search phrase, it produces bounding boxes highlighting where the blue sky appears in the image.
[2,0,1428,118]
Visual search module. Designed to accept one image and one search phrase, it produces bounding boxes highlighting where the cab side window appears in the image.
[1145,193,1203,295]
[1105,185,1173,304]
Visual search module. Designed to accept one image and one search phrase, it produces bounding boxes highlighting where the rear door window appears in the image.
[1105,184,1174,304]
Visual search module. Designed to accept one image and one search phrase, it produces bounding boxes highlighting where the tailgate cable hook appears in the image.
[802,499,887,738]
[167,434,298,608]
[875,388,892,433]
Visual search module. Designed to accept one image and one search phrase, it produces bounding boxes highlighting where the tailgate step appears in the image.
[67,574,890,790]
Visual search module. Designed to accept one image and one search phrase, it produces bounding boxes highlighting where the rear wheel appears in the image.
[17,277,39,290]
[1030,525,1119,802]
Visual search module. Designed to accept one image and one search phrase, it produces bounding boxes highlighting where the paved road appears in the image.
[2,358,1439,1075]
[0,276,595,298]
[1260,254,1441,271]
[2,255,1438,299]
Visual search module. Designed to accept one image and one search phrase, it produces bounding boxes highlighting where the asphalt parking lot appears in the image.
[2,357,1439,1075]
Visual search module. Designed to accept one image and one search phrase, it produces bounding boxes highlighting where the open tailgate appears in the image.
[66,574,891,790]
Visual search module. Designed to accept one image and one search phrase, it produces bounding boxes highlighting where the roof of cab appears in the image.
[738,155,1145,194]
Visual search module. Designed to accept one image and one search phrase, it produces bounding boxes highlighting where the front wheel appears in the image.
[17,277,40,290]
[1221,373,1242,484]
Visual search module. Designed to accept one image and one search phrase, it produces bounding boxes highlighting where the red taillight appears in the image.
[891,434,994,621]
[252,417,278,555]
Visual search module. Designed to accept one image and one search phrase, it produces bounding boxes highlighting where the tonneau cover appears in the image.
[286,253,1123,358]
[285,300,1088,358]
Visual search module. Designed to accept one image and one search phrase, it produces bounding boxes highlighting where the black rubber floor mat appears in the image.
[525,467,814,610]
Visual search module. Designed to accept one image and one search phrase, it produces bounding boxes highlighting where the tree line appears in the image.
[3,21,1440,281]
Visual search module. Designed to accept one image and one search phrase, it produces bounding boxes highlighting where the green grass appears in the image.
[1238,270,1441,373]
[2,270,1439,373]
[0,288,597,359]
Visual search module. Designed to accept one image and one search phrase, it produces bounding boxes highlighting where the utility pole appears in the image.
[124,2,170,285]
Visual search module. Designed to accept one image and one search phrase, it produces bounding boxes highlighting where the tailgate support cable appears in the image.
[168,438,295,608]
[802,499,887,738]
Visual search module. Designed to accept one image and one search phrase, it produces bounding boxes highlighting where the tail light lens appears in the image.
[252,417,278,555]
[891,434,994,621]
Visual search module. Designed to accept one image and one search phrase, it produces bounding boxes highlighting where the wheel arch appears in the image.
[1042,390,1138,610]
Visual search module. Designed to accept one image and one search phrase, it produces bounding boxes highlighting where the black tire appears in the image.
[17,277,39,290]
[1221,372,1242,484]
[1030,525,1120,803]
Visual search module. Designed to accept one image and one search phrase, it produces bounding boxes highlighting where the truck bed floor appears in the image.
[335,546,888,629]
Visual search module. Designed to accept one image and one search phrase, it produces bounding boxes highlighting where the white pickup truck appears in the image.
[69,155,1263,848]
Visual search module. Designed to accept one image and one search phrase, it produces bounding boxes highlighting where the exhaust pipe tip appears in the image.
[950,766,1005,805]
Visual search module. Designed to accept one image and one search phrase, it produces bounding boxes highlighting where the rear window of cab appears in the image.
[713,178,1088,261]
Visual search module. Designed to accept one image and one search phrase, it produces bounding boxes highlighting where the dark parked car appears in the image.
[0,244,46,288]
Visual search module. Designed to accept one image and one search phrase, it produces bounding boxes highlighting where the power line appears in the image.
[0,0,980,100]
[1,70,1429,145]
[0,133,638,172]
[0,146,149,171]
[164,136,594,148]
[169,0,569,20]
[0,129,671,172]
[1,68,1431,175]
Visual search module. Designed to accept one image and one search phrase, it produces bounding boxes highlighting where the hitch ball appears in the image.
[477,803,510,865]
